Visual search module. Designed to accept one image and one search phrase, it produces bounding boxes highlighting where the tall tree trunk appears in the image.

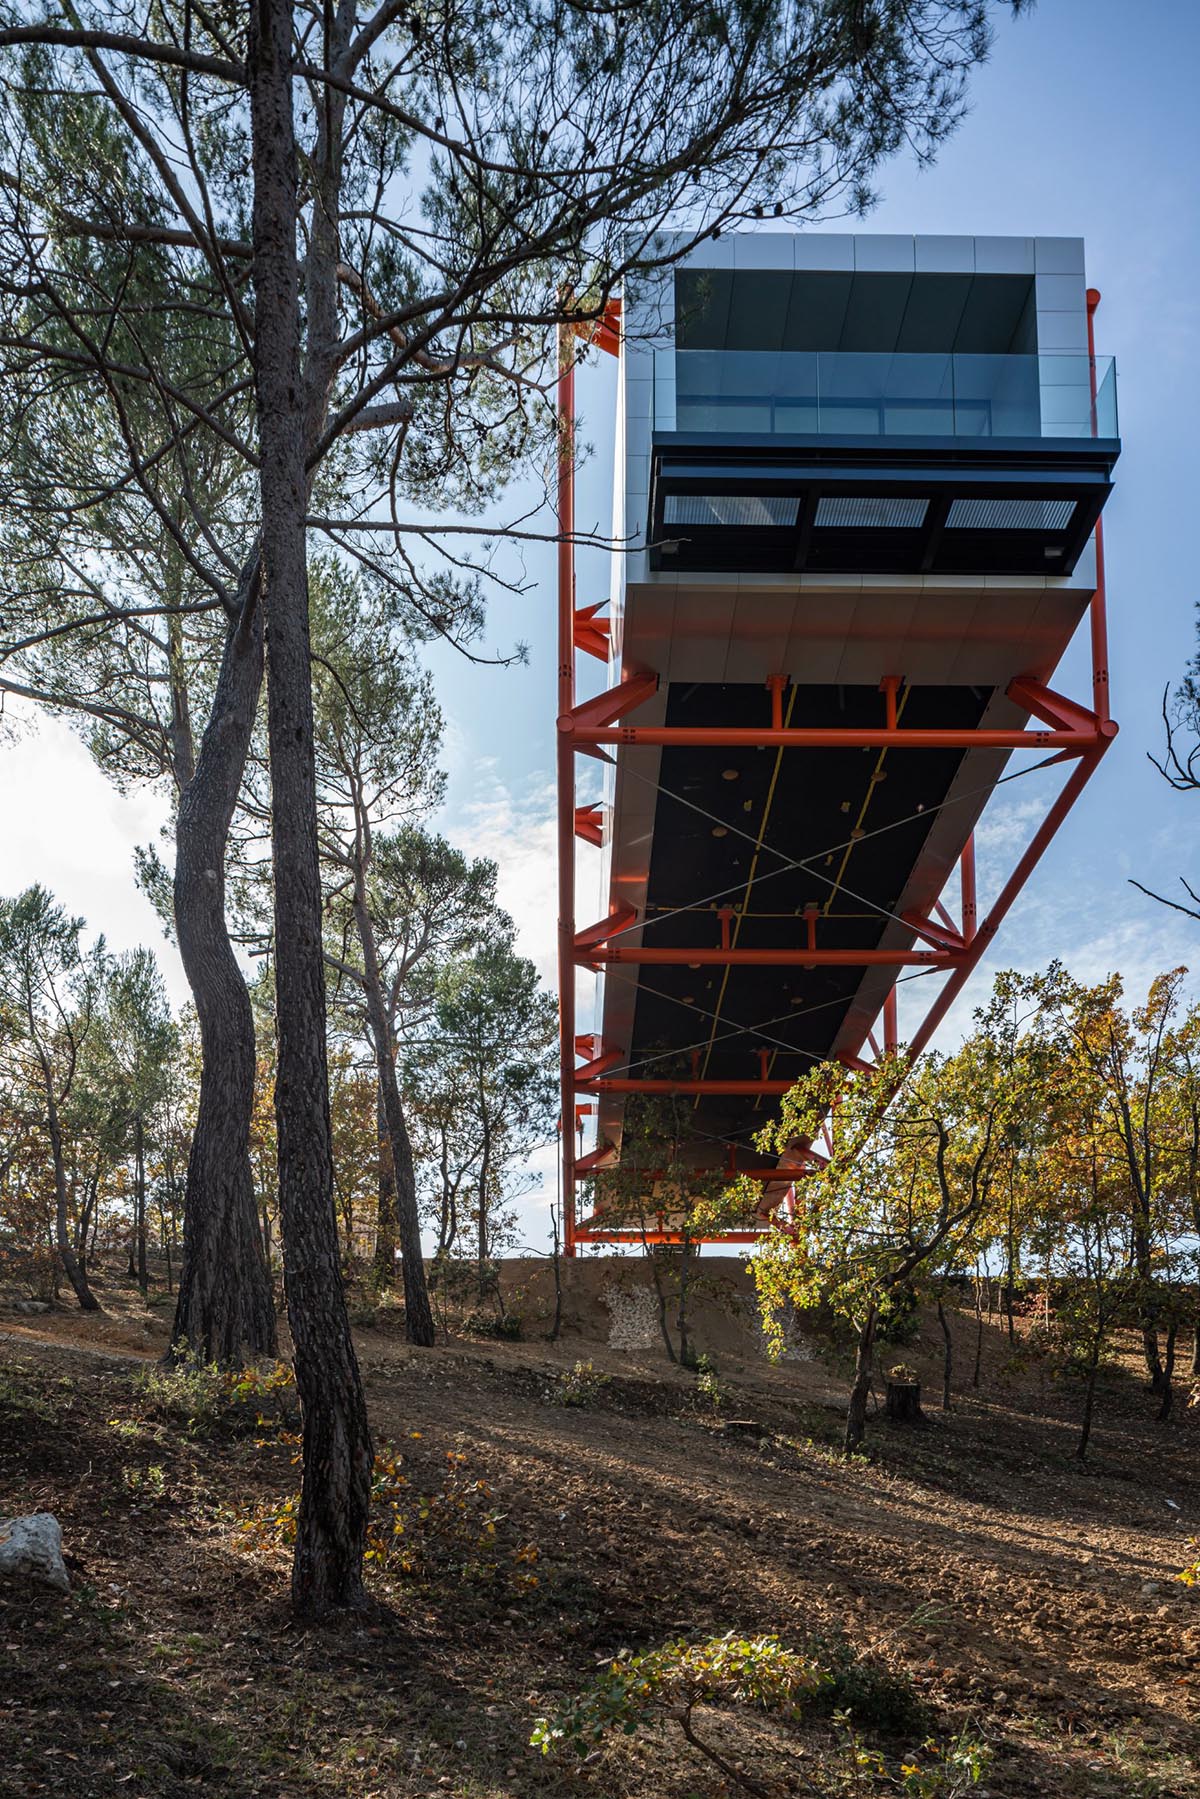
[936,1295,952,1410]
[549,1201,563,1343]
[1077,1329,1103,1462]
[477,1083,491,1285]
[1157,1323,1177,1422]
[1004,1191,1016,1345]
[134,1115,148,1292]
[75,1159,99,1263]
[640,1221,676,1363]
[251,0,373,1616]
[971,1273,984,1388]
[677,1232,693,1369]
[353,900,435,1347]
[45,1083,97,1312]
[845,1304,877,1454]
[372,1089,398,1285]
[171,574,277,1365]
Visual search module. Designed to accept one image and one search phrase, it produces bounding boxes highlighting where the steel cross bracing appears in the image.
[555,293,1117,1253]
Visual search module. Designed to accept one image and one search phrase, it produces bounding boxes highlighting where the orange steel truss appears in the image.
[555,293,1116,1253]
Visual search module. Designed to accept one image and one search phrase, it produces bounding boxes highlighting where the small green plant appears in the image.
[531,1633,828,1794]
[693,1351,724,1410]
[834,1713,990,1796]
[121,1463,168,1500]
[553,1359,610,1407]
[1178,1539,1200,1588]
[0,1369,58,1423]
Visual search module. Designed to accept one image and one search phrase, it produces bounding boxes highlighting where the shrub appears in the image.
[553,1359,610,1407]
[533,1629,986,1798]
[233,1441,539,1591]
[463,1308,522,1340]
[532,1633,827,1792]
[133,1348,227,1431]
[134,1350,297,1436]
[805,1630,927,1735]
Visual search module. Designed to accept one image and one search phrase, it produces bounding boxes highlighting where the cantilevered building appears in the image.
[555,234,1118,1247]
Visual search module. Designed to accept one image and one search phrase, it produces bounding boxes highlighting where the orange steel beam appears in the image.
[588,1165,811,1184]
[574,1047,623,1082]
[905,745,1110,1063]
[592,296,622,359]
[901,911,965,954]
[574,602,611,662]
[574,803,603,847]
[574,1230,766,1245]
[576,1142,617,1175]
[1006,676,1107,737]
[960,833,977,943]
[582,946,957,968]
[569,721,1110,751]
[575,903,638,952]
[566,670,658,733]
[581,1077,805,1096]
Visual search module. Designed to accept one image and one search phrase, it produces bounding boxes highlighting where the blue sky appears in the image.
[428,0,1200,1023]
[2,0,1199,1244]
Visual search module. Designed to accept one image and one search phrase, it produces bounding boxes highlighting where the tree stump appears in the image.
[885,1378,925,1425]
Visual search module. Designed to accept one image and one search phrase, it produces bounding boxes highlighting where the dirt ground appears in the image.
[0,1257,1197,1798]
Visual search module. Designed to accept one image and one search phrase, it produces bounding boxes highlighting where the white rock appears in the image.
[0,1513,70,1593]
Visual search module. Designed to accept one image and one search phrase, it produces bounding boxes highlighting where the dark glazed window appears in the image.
[675,268,1038,356]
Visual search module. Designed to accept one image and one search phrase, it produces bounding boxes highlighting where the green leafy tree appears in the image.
[1020,963,1187,1398]
[0,0,1024,1615]
[94,948,177,1292]
[0,886,108,1310]
[408,938,558,1287]
[327,827,499,1273]
[749,1046,1004,1452]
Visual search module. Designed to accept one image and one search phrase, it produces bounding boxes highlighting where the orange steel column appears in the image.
[556,327,578,1255]
[960,834,977,943]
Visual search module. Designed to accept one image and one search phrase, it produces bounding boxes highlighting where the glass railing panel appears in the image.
[1092,357,1119,436]
[816,351,955,437]
[666,351,1117,441]
[673,350,817,433]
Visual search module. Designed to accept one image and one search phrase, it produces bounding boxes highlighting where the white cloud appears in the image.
[0,705,187,1003]
[447,760,560,986]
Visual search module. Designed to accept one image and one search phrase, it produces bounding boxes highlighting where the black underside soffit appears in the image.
[625,680,990,1150]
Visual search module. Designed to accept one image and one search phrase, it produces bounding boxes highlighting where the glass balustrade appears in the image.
[657,351,1117,441]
